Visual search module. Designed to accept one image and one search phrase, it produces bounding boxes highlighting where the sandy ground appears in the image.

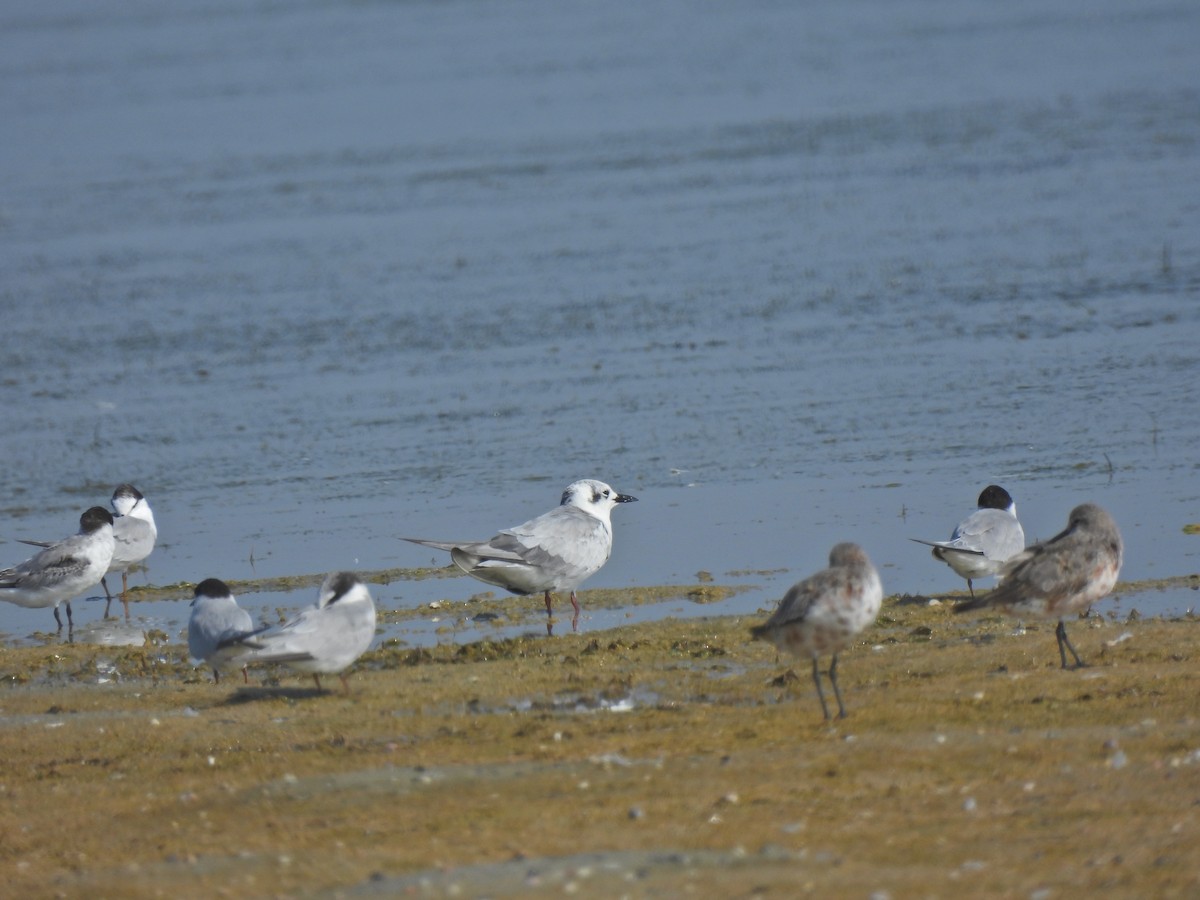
[1,587,1198,898]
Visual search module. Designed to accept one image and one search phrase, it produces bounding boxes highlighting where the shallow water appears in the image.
[1,0,1198,647]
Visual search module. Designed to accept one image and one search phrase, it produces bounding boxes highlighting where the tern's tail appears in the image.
[239,651,315,665]
[402,537,468,552]
[214,624,272,651]
[748,623,770,641]
[910,538,984,558]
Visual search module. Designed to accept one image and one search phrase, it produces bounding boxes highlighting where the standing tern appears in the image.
[17,483,158,619]
[1,507,116,631]
[225,571,377,693]
[911,484,1025,598]
[188,578,257,684]
[403,479,638,633]
[102,483,158,619]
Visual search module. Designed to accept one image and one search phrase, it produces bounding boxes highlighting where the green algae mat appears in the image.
[1,593,1197,897]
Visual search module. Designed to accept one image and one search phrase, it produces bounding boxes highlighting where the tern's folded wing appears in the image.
[956,509,1023,557]
[403,537,484,553]
[505,507,609,567]
[6,544,93,589]
[909,537,985,556]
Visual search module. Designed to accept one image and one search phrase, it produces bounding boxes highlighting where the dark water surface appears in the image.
[2,0,1198,646]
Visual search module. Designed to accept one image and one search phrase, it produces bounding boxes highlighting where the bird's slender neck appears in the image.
[585,505,614,527]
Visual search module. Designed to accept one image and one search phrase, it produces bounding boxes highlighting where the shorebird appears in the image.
[956,503,1123,668]
[403,479,638,633]
[18,484,158,619]
[911,484,1025,598]
[187,578,257,684]
[102,484,158,618]
[1,507,115,631]
[224,572,377,693]
[751,543,883,720]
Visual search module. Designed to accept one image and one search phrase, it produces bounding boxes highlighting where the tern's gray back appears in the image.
[498,504,613,589]
[189,596,254,661]
[954,507,1024,560]
[239,591,376,673]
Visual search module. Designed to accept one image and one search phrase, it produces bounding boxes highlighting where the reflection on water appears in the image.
[1,0,1197,647]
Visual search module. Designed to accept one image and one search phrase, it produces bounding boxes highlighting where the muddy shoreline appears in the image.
[2,581,1197,897]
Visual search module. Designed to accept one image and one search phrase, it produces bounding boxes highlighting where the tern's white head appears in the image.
[111,483,155,524]
[316,571,374,611]
[559,479,638,522]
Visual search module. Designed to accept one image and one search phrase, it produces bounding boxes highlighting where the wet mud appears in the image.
[2,585,1197,897]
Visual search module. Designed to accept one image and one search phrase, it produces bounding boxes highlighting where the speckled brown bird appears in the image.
[956,503,1123,668]
[750,543,883,720]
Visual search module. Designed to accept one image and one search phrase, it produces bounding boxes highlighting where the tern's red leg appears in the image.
[570,592,581,632]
